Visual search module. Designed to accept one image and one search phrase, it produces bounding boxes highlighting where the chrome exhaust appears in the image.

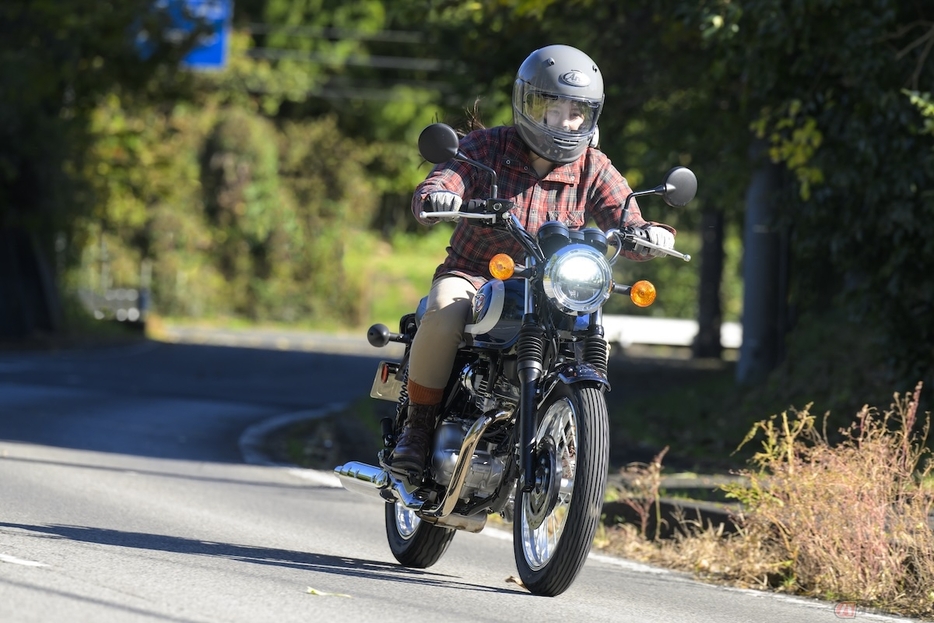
[333,461,425,510]
[334,461,390,499]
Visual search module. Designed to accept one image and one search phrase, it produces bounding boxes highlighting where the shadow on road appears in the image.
[0,522,523,595]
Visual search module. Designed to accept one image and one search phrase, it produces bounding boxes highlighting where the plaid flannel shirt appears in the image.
[413,125,669,288]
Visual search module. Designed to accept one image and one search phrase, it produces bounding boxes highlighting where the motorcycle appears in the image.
[335,122,696,596]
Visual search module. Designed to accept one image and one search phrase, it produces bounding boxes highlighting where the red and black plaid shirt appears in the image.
[413,125,668,288]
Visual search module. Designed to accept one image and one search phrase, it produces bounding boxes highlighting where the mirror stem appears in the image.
[621,188,655,225]
[456,153,499,199]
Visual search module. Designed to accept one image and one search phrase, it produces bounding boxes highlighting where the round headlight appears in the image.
[542,245,613,315]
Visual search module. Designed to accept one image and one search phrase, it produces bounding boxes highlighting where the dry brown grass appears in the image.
[596,383,934,620]
[614,445,669,541]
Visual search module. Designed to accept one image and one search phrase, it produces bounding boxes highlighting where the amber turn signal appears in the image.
[630,280,656,308]
[489,253,515,280]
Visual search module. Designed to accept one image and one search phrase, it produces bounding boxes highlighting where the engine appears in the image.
[430,418,510,500]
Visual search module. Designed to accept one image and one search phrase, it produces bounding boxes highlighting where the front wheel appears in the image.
[513,383,609,596]
[385,501,455,568]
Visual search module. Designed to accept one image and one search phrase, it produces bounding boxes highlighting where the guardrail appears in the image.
[602,315,742,349]
[158,316,743,354]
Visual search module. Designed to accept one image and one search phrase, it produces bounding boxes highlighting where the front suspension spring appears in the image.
[583,334,609,377]
[516,324,545,370]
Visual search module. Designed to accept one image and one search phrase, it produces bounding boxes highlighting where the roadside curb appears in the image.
[238,404,346,467]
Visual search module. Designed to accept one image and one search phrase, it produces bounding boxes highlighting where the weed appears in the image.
[616,446,669,541]
[599,382,934,620]
[727,382,934,615]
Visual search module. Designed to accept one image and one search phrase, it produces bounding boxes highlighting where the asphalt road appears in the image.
[0,337,919,622]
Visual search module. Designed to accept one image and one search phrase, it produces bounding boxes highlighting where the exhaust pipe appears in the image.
[335,461,427,511]
[334,461,390,499]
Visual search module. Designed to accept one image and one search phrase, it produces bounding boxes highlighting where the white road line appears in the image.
[0,553,47,567]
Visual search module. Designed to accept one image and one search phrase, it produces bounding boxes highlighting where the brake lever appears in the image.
[606,229,691,262]
[636,238,692,262]
[418,198,515,223]
[418,211,495,220]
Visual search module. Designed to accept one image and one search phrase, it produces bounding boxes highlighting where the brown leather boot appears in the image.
[388,402,439,481]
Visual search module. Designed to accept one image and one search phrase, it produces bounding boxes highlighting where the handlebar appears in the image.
[419,197,515,224]
[421,201,691,262]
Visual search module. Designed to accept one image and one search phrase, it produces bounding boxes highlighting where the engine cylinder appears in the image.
[430,420,506,498]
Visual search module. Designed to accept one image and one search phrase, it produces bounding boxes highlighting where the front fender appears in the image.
[540,362,610,404]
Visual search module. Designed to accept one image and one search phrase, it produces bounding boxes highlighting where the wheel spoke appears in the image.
[521,397,578,570]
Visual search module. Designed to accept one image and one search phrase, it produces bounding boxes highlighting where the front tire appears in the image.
[513,383,609,596]
[385,501,455,568]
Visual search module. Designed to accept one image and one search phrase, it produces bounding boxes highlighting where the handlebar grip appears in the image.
[464,198,487,213]
[614,226,648,252]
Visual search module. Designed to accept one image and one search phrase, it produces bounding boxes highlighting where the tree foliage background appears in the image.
[1,0,933,397]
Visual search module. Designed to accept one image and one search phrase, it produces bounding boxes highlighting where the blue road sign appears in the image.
[144,0,231,70]
[178,0,231,70]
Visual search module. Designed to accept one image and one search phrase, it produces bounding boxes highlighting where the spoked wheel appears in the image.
[513,383,609,596]
[385,501,455,568]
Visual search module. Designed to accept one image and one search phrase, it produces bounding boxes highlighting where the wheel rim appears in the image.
[394,502,421,539]
[520,397,577,571]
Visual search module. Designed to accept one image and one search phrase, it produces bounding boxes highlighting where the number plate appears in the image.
[370,360,403,402]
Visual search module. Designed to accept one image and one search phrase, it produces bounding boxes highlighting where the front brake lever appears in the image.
[607,229,692,262]
[418,211,493,220]
[418,198,516,223]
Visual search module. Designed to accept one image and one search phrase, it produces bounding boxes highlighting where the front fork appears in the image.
[516,310,609,492]
[517,316,545,493]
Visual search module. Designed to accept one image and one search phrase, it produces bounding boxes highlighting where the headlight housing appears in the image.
[542,244,613,315]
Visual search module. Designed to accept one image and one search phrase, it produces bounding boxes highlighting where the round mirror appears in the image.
[418,123,460,164]
[661,167,697,207]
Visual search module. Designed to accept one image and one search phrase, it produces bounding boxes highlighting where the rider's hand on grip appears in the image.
[643,226,675,258]
[424,191,462,220]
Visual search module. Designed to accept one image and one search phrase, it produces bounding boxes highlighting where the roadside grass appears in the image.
[343,226,451,328]
[1,291,146,351]
[604,354,749,472]
[596,384,934,620]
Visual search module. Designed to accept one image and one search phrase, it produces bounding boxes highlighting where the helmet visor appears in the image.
[518,85,601,137]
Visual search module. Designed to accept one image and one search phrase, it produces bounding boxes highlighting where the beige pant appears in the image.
[407,275,477,395]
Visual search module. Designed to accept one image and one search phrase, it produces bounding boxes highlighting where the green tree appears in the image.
[201,107,289,318]
[0,0,201,336]
[687,0,934,385]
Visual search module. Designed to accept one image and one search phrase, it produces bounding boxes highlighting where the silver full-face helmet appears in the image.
[512,45,604,164]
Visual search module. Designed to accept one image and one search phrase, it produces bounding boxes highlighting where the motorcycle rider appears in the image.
[387,44,677,482]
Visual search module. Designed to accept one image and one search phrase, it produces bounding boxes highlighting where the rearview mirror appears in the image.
[660,167,697,207]
[418,123,460,164]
